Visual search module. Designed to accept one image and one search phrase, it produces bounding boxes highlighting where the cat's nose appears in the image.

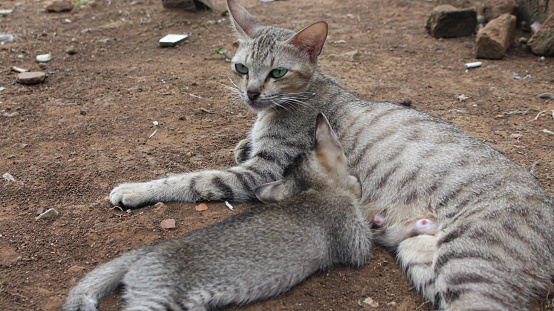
[247,91,260,101]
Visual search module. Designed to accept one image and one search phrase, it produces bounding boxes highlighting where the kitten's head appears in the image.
[227,0,328,113]
[255,113,361,203]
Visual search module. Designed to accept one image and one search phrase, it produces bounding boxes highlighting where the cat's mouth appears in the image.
[245,98,272,113]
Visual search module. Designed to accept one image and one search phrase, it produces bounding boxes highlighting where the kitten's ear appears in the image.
[227,0,262,39]
[255,180,285,203]
[288,21,328,62]
[314,113,343,162]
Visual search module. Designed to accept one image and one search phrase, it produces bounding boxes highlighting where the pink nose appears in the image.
[247,92,260,100]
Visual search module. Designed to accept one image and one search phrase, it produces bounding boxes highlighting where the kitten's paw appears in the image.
[233,138,252,165]
[414,218,438,236]
[109,182,157,208]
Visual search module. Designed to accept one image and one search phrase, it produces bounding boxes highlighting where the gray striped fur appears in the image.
[109,0,554,309]
[64,114,372,311]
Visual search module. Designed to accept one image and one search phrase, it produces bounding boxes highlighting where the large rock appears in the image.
[476,13,517,59]
[161,0,215,11]
[482,0,517,22]
[527,13,554,56]
[426,5,478,38]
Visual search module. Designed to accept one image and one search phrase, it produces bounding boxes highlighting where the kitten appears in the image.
[63,114,372,311]
[109,0,554,309]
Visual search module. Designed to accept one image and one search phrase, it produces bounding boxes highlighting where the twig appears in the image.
[416,300,431,310]
[530,110,554,122]
[148,129,158,138]
[199,108,215,114]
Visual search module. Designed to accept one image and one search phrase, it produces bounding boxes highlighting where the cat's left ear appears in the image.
[288,21,328,62]
[255,180,285,203]
[227,0,262,39]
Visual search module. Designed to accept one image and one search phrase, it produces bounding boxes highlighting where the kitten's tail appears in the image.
[62,248,147,311]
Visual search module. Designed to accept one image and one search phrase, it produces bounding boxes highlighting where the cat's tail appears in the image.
[62,248,148,311]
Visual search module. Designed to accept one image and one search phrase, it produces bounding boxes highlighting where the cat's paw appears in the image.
[233,138,252,165]
[109,182,157,208]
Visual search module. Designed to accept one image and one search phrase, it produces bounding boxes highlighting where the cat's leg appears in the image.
[110,154,284,208]
[396,235,439,304]
[233,137,253,164]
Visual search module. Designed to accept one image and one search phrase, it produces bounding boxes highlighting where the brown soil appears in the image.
[1,0,553,310]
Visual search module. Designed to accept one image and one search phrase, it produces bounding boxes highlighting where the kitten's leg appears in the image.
[396,235,439,303]
[110,155,284,208]
[233,137,253,164]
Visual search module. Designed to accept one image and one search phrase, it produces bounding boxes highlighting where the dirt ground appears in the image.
[1,0,553,310]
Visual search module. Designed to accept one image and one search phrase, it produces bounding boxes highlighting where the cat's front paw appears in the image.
[233,138,252,165]
[109,182,157,208]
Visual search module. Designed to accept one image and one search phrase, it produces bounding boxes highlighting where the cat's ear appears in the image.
[288,21,328,62]
[227,0,262,39]
[314,113,343,164]
[255,180,285,203]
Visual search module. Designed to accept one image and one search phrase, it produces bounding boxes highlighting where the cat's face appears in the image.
[227,0,328,113]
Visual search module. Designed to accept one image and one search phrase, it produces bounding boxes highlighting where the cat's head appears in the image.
[227,0,328,113]
[255,113,361,203]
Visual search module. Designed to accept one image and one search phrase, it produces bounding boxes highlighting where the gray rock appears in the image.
[35,208,59,220]
[36,53,52,62]
[482,0,517,23]
[17,72,46,85]
[539,92,554,99]
[476,13,516,59]
[426,5,477,38]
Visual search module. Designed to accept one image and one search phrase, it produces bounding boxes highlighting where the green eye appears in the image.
[270,68,288,79]
[235,63,248,75]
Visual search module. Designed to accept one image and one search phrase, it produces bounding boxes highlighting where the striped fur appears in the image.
[65,114,372,311]
[109,0,554,309]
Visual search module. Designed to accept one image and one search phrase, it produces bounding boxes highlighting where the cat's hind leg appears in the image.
[396,234,439,303]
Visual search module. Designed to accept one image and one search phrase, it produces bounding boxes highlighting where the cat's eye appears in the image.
[235,63,249,75]
[270,68,288,79]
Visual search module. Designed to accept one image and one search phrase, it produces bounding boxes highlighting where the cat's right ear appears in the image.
[227,0,262,39]
[255,180,285,203]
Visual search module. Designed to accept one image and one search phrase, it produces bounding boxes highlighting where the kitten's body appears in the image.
[63,114,372,311]
[109,0,554,309]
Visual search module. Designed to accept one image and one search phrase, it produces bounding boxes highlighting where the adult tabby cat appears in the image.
[110,0,554,309]
[64,114,372,311]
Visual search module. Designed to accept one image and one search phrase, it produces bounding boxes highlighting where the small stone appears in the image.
[3,173,15,182]
[397,98,412,106]
[65,45,77,55]
[195,203,208,212]
[510,133,523,139]
[426,5,477,38]
[11,66,28,73]
[45,0,74,13]
[543,129,554,136]
[362,297,379,307]
[475,14,516,59]
[2,112,19,117]
[98,38,110,43]
[154,202,167,209]
[343,50,361,62]
[161,0,215,11]
[465,61,482,68]
[482,0,516,23]
[0,9,14,15]
[159,34,189,47]
[539,92,554,99]
[17,72,46,85]
[35,208,59,220]
[36,53,52,63]
[160,219,176,229]
[527,14,554,56]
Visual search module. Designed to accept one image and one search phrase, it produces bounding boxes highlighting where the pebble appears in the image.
[539,92,554,99]
[3,173,15,182]
[11,66,28,73]
[465,61,482,68]
[543,129,554,136]
[17,72,46,85]
[45,0,74,13]
[36,53,52,63]
[160,219,176,229]
[98,38,110,43]
[65,45,77,55]
[36,208,59,220]
[0,9,14,15]
[362,297,379,307]
[195,203,208,212]
[510,133,523,139]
